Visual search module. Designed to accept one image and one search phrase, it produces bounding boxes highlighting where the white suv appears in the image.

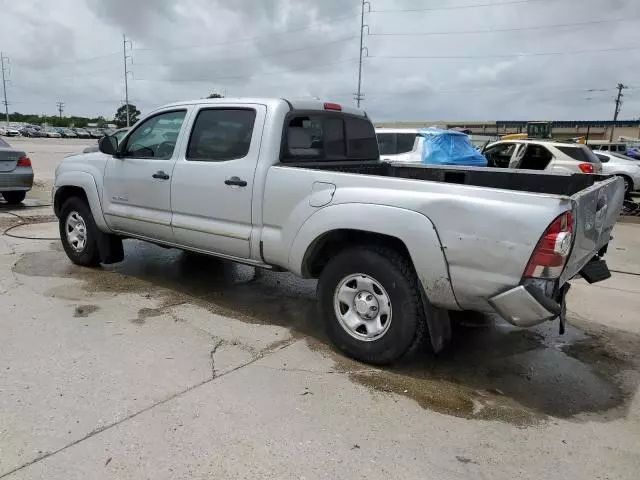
[483,140,602,174]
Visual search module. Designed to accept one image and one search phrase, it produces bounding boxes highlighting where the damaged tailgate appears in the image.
[559,176,625,285]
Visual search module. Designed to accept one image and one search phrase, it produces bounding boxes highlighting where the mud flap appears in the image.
[420,288,452,353]
[95,230,124,265]
[557,283,570,335]
[580,258,611,284]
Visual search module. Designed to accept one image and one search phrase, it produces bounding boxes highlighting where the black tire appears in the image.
[59,197,101,267]
[2,191,26,205]
[618,175,633,195]
[317,246,428,365]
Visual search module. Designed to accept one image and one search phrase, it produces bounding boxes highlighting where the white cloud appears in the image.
[0,0,638,121]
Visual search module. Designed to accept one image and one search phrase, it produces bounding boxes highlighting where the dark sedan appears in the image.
[0,137,34,205]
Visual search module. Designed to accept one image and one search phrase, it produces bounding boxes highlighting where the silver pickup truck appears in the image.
[53,98,624,365]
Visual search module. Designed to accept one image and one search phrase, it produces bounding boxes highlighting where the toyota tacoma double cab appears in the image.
[53,98,624,364]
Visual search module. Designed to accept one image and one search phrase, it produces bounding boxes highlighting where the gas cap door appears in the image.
[309,182,336,207]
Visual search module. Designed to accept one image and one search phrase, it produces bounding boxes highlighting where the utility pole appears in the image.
[354,0,370,108]
[610,82,627,142]
[123,34,133,127]
[1,52,9,124]
[56,101,65,119]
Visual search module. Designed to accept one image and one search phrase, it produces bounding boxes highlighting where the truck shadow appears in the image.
[13,240,640,425]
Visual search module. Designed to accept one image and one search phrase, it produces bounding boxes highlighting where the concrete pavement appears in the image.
[0,138,639,478]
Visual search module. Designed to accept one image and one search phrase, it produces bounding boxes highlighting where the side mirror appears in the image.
[98,135,119,156]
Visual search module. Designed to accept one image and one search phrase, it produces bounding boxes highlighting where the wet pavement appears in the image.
[1,208,640,478]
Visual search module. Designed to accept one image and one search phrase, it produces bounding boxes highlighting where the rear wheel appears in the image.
[318,246,428,365]
[2,191,26,205]
[59,197,101,267]
[618,175,633,195]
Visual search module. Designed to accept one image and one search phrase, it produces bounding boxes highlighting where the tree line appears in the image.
[9,92,223,129]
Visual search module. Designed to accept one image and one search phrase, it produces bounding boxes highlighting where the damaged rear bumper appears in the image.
[488,284,562,328]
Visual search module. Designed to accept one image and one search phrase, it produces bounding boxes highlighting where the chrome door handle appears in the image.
[152,171,170,180]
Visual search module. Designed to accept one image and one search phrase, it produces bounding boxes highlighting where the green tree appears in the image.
[207,92,223,98]
[114,104,141,128]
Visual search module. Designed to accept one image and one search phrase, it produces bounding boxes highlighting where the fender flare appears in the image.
[289,203,459,310]
[54,171,111,232]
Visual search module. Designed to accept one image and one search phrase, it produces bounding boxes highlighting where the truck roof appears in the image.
[157,97,367,117]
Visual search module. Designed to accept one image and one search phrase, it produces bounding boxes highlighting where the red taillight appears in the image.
[524,211,574,279]
[578,163,593,174]
[17,156,31,167]
[324,102,342,111]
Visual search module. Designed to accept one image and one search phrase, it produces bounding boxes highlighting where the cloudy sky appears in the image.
[1,0,639,122]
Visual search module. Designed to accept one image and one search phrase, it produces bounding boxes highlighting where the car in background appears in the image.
[82,127,129,153]
[376,128,422,162]
[625,145,640,160]
[0,137,34,205]
[19,126,37,137]
[40,127,62,138]
[593,151,640,195]
[87,129,103,139]
[59,128,78,138]
[587,141,628,155]
[73,128,91,139]
[0,125,21,137]
[483,139,602,174]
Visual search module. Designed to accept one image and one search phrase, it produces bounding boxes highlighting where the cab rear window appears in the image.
[281,112,379,162]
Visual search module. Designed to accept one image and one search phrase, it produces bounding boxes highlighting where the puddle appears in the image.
[12,241,640,425]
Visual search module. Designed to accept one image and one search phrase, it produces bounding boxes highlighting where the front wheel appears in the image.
[2,191,27,205]
[59,197,101,267]
[317,246,428,365]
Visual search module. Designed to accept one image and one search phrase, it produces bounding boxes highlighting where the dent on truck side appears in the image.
[287,203,461,310]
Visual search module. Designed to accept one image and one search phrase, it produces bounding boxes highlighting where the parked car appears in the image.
[59,128,78,138]
[483,139,602,173]
[87,129,103,139]
[53,97,624,365]
[73,128,91,138]
[19,126,40,137]
[593,151,640,195]
[0,137,34,204]
[83,127,129,153]
[376,128,424,163]
[587,141,628,155]
[0,125,21,137]
[40,127,62,138]
[625,146,640,160]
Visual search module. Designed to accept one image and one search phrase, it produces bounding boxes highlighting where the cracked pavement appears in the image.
[1,139,640,479]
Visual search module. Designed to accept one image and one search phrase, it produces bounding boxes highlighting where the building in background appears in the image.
[375,120,640,142]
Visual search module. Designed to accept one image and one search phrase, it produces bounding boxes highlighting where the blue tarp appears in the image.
[418,128,488,167]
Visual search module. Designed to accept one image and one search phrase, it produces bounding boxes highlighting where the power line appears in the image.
[133,9,361,53]
[123,33,133,127]
[370,0,558,14]
[56,101,65,118]
[370,46,640,60]
[369,17,636,37]
[1,52,9,124]
[134,57,359,84]
[611,83,628,141]
[134,35,357,68]
[355,0,369,108]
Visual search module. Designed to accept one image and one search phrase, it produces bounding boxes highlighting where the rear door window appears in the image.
[186,108,256,162]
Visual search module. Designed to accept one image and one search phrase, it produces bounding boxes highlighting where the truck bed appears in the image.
[282,160,607,197]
